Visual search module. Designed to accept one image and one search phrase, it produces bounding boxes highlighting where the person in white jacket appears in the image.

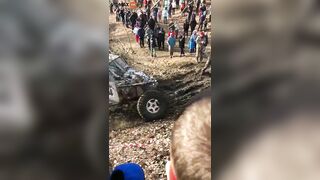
[162,7,169,24]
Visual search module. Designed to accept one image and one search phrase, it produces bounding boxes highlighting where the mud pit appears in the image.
[109,7,211,179]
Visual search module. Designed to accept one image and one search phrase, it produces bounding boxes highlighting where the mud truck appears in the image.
[109,53,169,120]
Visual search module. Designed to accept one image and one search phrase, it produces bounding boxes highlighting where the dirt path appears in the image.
[109,8,211,179]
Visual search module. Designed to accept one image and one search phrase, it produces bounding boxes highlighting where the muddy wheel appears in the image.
[137,90,168,121]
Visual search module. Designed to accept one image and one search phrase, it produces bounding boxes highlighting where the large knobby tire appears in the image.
[137,90,168,121]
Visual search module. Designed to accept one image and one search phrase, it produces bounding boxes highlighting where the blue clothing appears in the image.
[167,37,176,47]
[110,163,145,180]
[189,35,196,49]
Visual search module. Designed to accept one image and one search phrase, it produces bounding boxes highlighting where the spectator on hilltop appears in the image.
[120,7,125,25]
[172,0,177,15]
[150,34,157,57]
[140,11,147,28]
[148,16,156,30]
[163,7,169,24]
[196,31,205,63]
[167,33,176,58]
[183,19,190,37]
[196,0,201,13]
[187,3,193,22]
[190,16,197,34]
[189,30,197,53]
[153,5,159,22]
[146,27,154,50]
[179,35,186,57]
[180,0,186,12]
[168,2,173,18]
[198,12,206,31]
[158,27,165,50]
[130,10,138,30]
[138,27,145,48]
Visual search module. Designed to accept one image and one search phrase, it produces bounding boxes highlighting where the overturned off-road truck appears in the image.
[109,53,169,121]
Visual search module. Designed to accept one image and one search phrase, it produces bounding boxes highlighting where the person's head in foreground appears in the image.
[110,163,145,180]
[167,96,211,180]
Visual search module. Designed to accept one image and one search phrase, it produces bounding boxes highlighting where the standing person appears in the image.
[120,7,125,25]
[187,4,193,22]
[183,19,190,36]
[203,18,208,31]
[167,33,176,58]
[190,16,197,34]
[153,5,159,22]
[203,32,208,47]
[150,34,157,57]
[148,16,156,30]
[125,9,131,28]
[175,0,180,9]
[155,25,161,48]
[158,27,165,50]
[195,32,205,63]
[172,0,176,15]
[189,30,197,53]
[168,1,172,18]
[198,12,206,31]
[191,11,196,22]
[140,11,147,28]
[146,27,154,50]
[180,0,185,12]
[196,0,201,13]
[138,27,145,48]
[153,24,159,48]
[143,0,148,8]
[130,11,138,30]
[179,35,185,57]
[146,5,151,19]
[200,3,207,14]
[163,7,169,24]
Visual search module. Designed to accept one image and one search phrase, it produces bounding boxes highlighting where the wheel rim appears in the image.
[146,98,160,114]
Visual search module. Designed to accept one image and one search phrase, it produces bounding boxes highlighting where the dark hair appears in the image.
[110,170,125,180]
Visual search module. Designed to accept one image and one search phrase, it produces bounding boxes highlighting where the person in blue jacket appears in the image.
[167,33,176,58]
[189,30,197,53]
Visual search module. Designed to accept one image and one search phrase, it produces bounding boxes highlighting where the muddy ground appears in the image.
[109,6,211,179]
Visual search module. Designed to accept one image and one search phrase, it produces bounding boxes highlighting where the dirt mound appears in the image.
[109,120,174,179]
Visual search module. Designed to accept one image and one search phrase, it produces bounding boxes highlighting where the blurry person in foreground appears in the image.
[166,93,211,180]
[214,0,320,179]
[110,163,145,180]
